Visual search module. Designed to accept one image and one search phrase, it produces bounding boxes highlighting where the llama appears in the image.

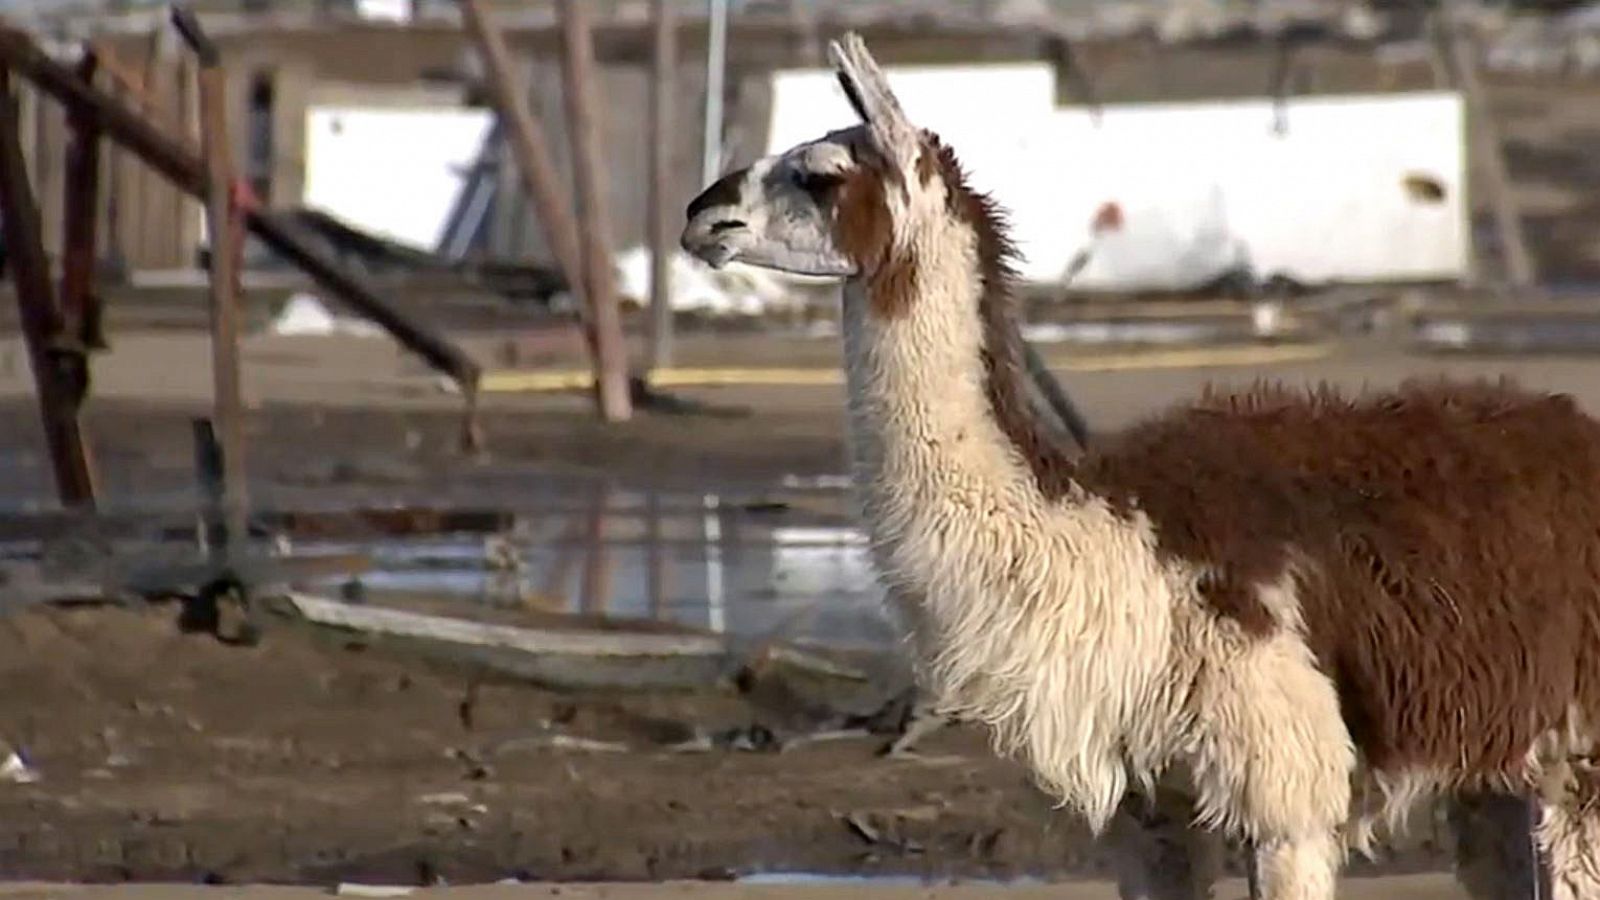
[681,33,1600,900]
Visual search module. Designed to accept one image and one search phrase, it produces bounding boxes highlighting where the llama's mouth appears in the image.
[679,226,742,270]
[690,242,738,270]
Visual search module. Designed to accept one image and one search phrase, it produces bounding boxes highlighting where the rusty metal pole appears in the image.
[0,67,97,509]
[173,6,248,558]
[556,0,632,422]
[647,0,676,370]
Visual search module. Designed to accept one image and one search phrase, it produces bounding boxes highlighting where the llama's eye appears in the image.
[793,171,843,194]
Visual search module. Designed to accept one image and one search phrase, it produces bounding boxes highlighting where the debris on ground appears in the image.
[0,748,39,784]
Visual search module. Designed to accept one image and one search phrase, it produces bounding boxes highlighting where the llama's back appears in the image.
[1077,377,1600,784]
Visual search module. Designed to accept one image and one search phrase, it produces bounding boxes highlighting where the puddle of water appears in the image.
[0,470,898,654]
[291,482,899,653]
[1414,316,1600,353]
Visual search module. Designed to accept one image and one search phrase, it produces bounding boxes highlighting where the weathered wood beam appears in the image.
[0,66,97,508]
[557,0,632,422]
[174,5,248,557]
[647,0,676,370]
[457,0,584,295]
[459,0,630,421]
[59,52,103,353]
[0,21,481,391]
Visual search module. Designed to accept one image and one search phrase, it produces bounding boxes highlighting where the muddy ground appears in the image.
[0,603,1463,889]
[1,331,1596,890]
[0,876,1470,900]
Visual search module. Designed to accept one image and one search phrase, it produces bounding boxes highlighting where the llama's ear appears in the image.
[828,32,919,162]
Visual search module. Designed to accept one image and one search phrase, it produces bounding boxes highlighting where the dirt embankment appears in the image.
[0,603,1466,889]
[0,604,1076,886]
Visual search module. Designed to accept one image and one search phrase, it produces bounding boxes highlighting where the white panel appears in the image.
[767,62,1058,198]
[355,0,412,22]
[303,107,492,250]
[767,64,1467,290]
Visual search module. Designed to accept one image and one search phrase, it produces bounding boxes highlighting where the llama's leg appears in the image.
[1251,832,1341,900]
[1449,790,1540,900]
[1186,621,1354,900]
[1106,787,1223,900]
[881,700,949,756]
[1535,759,1600,900]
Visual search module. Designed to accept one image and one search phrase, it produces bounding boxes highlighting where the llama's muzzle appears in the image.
[679,217,744,269]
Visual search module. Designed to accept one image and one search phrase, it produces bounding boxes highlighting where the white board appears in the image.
[767,65,1467,290]
[767,62,1058,158]
[303,107,493,250]
[355,0,412,22]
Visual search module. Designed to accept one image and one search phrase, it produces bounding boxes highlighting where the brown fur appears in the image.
[908,134,1600,785]
[833,154,916,319]
[1078,380,1600,780]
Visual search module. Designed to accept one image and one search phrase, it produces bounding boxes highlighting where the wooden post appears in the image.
[172,53,197,265]
[60,52,105,356]
[191,417,227,559]
[458,0,583,286]
[557,0,632,422]
[1438,0,1537,290]
[459,0,629,421]
[0,22,482,392]
[138,25,167,267]
[0,67,96,509]
[174,5,248,558]
[646,0,676,370]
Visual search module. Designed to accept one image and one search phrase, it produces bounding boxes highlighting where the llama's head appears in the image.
[681,33,969,284]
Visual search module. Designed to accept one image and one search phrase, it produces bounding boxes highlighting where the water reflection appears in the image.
[294,481,896,652]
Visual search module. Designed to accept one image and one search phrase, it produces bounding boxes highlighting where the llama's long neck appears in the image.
[838,178,1079,560]
[836,168,1185,832]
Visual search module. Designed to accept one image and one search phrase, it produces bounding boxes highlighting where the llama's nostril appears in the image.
[710,220,746,234]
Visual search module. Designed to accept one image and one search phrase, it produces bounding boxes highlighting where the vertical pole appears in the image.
[0,67,97,509]
[702,494,724,634]
[172,54,196,267]
[459,0,630,421]
[1439,0,1536,290]
[701,0,729,186]
[175,6,248,560]
[137,25,166,268]
[647,0,676,370]
[191,417,226,558]
[60,52,104,359]
[556,0,632,422]
[645,489,667,620]
[578,480,611,616]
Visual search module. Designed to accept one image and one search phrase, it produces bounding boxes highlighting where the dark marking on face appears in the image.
[686,168,747,221]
